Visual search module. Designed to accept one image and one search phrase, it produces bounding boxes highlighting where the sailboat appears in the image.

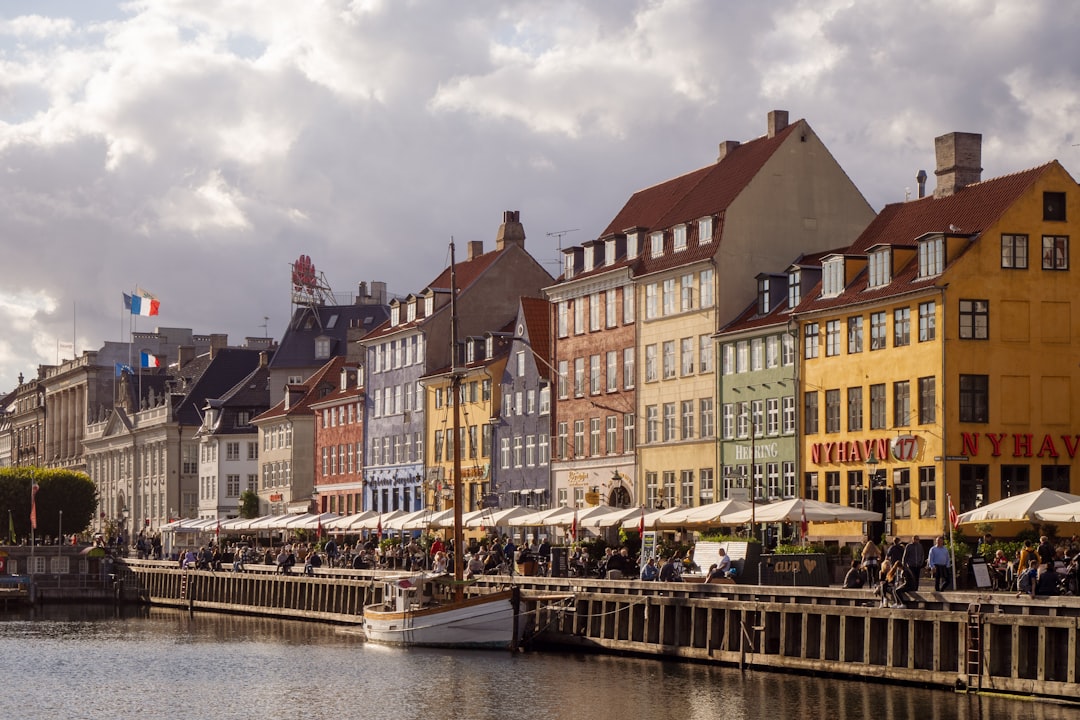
[362,241,518,649]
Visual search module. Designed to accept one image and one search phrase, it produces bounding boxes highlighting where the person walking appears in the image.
[902,536,925,591]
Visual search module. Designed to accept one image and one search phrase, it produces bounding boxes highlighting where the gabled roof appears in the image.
[255,356,348,422]
[794,164,1053,314]
[602,121,800,238]
[519,297,551,372]
[173,348,265,425]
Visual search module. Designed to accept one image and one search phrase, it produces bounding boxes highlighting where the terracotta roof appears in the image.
[519,296,551,371]
[601,121,801,237]
[794,164,1052,314]
[254,356,348,422]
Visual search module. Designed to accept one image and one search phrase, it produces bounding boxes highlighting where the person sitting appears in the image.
[465,553,486,580]
[641,557,659,581]
[1017,559,1039,598]
[658,555,680,582]
[704,563,722,583]
[890,561,915,608]
[432,550,449,574]
[843,559,865,589]
[606,547,630,579]
[1035,563,1062,597]
[716,548,734,579]
[989,549,1010,591]
[876,560,894,607]
[304,549,322,576]
[232,546,248,572]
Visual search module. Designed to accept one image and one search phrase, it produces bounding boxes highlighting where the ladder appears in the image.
[965,601,982,691]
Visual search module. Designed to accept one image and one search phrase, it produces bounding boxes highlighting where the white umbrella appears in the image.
[581,505,640,529]
[464,506,534,529]
[324,511,375,530]
[657,499,754,526]
[285,512,339,531]
[354,510,405,530]
[511,506,569,526]
[958,488,1080,524]
[725,498,881,524]
[248,513,305,530]
[623,506,686,530]
[382,509,431,531]
[1034,499,1080,523]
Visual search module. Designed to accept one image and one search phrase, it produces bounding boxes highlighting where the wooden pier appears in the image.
[117,560,1079,703]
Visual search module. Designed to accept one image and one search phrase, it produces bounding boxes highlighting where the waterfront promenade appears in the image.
[105,557,1080,704]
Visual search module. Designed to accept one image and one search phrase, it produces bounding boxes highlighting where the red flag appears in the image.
[317,516,323,539]
[637,506,645,536]
[800,503,809,540]
[30,483,39,530]
[570,509,578,542]
[377,514,383,540]
[947,493,960,530]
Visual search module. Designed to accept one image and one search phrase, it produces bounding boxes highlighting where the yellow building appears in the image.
[795,132,1080,541]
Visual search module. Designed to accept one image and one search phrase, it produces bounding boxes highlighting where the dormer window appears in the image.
[650,231,663,258]
[919,235,944,277]
[424,295,434,316]
[757,277,771,314]
[584,244,594,271]
[605,238,616,265]
[868,250,891,288]
[390,305,400,326]
[821,258,844,298]
[788,269,802,308]
[315,336,331,360]
[626,232,639,258]
[563,251,575,279]
[407,300,416,322]
[485,335,494,358]
[699,216,713,244]
[673,225,687,252]
[465,340,476,363]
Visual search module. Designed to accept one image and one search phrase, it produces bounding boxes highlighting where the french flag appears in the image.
[124,292,160,317]
[140,352,161,368]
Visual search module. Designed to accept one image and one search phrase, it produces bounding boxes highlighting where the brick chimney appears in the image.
[467,240,484,260]
[177,345,194,367]
[934,132,982,198]
[495,210,525,250]
[768,110,789,138]
[717,140,740,161]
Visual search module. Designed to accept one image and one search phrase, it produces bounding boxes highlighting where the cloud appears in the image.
[0,0,1079,393]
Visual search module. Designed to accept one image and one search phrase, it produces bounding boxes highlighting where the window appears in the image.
[590,354,601,394]
[673,224,687,252]
[586,293,600,331]
[662,341,675,379]
[606,289,617,327]
[766,336,779,368]
[662,278,676,316]
[680,470,694,505]
[622,287,634,324]
[893,307,910,347]
[623,348,635,389]
[539,434,549,465]
[589,418,601,456]
[513,437,523,467]
[918,301,936,342]
[1001,234,1028,269]
[573,420,584,457]
[557,360,568,399]
[822,258,844,297]
[722,403,735,439]
[847,387,863,432]
[623,413,635,452]
[803,322,819,359]
[788,269,801,308]
[1044,191,1066,221]
[646,406,659,443]
[645,283,658,319]
[959,374,989,423]
[758,277,771,314]
[847,316,863,353]
[700,269,714,307]
[870,312,887,350]
[226,442,240,461]
[868,250,891,287]
[751,338,763,370]
[699,217,713,244]
[606,351,618,391]
[574,299,584,335]
[574,357,585,396]
[699,468,715,502]
[919,235,944,277]
[804,472,819,502]
[781,334,794,366]
[645,345,657,382]
[870,384,886,430]
[1042,235,1069,270]
[650,231,663,258]
[556,422,568,460]
[918,376,936,424]
[804,391,819,434]
[824,390,840,433]
[826,472,840,504]
[675,274,692,314]
[645,472,658,508]
[766,398,779,436]
[959,299,989,340]
[782,396,795,435]
[893,380,910,427]
[557,302,568,337]
[606,415,617,454]
[525,435,536,467]
[699,335,714,372]
[700,398,714,437]
[539,386,550,415]
[680,337,694,376]
[825,320,841,356]
[663,403,676,442]
[919,467,936,519]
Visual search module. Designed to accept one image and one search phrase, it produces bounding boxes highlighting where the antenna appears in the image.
[260,316,269,338]
[545,228,579,267]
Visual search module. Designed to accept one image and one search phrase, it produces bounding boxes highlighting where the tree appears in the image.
[0,467,97,541]
[239,490,260,519]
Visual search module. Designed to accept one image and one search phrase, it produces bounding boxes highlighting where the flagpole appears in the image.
[947,492,957,590]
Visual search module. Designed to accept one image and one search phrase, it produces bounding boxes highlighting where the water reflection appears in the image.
[0,607,1073,720]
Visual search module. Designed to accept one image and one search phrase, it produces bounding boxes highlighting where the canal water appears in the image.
[0,606,1073,720]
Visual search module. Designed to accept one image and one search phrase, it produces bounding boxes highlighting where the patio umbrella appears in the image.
[580,505,639,529]
[623,506,686,530]
[1034,499,1080,523]
[354,510,405,530]
[725,498,881,524]
[957,488,1080,524]
[382,509,431,531]
[325,511,375,531]
[658,499,753,526]
[511,506,568,526]
[464,506,533,529]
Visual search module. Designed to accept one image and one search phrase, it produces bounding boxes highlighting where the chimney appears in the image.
[916,169,928,199]
[357,281,368,302]
[370,281,387,304]
[768,110,789,138]
[467,240,484,260]
[934,132,982,198]
[259,350,269,368]
[717,140,740,161]
[495,210,525,250]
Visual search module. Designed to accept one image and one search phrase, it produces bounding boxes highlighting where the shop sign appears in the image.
[961,432,1080,459]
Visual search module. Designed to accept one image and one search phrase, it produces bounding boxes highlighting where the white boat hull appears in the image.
[363,591,516,649]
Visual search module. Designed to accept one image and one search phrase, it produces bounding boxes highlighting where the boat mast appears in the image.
[449,241,465,602]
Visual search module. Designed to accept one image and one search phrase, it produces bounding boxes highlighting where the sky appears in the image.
[1,0,1079,394]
